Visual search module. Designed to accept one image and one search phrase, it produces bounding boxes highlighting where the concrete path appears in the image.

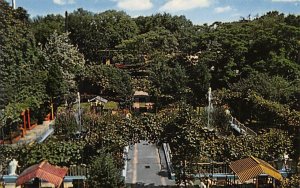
[17,120,54,144]
[125,141,175,187]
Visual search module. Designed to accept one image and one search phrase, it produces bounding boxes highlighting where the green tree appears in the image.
[87,151,123,188]
[78,64,132,99]
[150,60,188,106]
[116,27,179,62]
[0,1,47,131]
[187,62,211,106]
[135,13,193,34]
[31,14,65,45]
[68,9,138,63]
[42,31,85,99]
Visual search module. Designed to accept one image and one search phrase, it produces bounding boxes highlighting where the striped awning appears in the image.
[229,156,283,183]
[16,161,68,187]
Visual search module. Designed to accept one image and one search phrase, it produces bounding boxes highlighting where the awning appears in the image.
[229,156,283,183]
[16,161,68,187]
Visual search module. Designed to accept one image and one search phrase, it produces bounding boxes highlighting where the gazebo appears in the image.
[16,161,68,188]
[229,156,283,188]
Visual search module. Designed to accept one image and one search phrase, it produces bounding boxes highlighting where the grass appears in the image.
[104,101,119,110]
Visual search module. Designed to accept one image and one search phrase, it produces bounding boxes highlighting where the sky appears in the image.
[8,0,300,24]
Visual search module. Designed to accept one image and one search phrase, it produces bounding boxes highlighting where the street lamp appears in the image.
[77,92,81,133]
[207,87,213,129]
[12,0,16,9]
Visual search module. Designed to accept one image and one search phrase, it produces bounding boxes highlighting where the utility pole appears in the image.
[12,0,16,9]
[77,92,81,132]
[65,11,68,32]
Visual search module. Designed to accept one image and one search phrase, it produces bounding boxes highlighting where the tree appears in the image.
[230,72,297,103]
[68,9,138,63]
[116,27,179,62]
[150,60,188,106]
[31,14,65,45]
[87,151,123,188]
[42,31,85,100]
[197,11,300,89]
[78,64,132,99]
[187,62,211,106]
[0,1,47,131]
[135,13,193,34]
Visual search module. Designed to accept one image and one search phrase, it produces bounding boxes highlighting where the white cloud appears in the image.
[272,0,300,2]
[53,0,75,5]
[114,0,153,11]
[159,0,211,12]
[214,6,232,13]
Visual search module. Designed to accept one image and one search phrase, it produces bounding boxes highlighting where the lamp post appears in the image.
[77,92,81,132]
[207,87,213,129]
[12,0,16,9]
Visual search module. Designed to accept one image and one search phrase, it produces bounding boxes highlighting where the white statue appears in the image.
[282,153,290,170]
[125,112,132,119]
[200,181,207,188]
[8,159,19,176]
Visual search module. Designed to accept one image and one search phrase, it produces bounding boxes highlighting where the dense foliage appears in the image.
[0,1,47,133]
[87,151,123,188]
[78,64,132,99]
[1,2,300,186]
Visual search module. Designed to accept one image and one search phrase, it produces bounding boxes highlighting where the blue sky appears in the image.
[8,0,300,24]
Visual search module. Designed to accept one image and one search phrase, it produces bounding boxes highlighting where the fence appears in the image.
[67,165,89,177]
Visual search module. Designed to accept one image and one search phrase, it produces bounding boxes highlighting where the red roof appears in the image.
[16,161,68,187]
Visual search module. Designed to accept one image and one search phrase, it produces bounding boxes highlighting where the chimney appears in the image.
[12,0,16,9]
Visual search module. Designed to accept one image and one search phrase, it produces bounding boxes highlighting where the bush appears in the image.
[87,151,123,188]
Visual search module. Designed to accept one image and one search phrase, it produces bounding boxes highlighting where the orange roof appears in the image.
[229,156,283,183]
[16,161,68,187]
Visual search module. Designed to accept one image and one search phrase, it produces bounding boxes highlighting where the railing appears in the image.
[17,120,55,145]
[36,123,54,143]
[187,160,295,178]
[189,162,232,176]
[122,146,129,181]
[230,117,257,136]
[67,165,89,177]
[162,143,175,179]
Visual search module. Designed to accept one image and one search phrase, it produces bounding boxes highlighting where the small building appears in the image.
[88,96,108,114]
[132,91,153,113]
[2,161,87,188]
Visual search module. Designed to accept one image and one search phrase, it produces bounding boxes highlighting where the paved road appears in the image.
[125,141,175,187]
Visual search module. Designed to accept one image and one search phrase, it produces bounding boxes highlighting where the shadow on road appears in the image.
[157,171,169,178]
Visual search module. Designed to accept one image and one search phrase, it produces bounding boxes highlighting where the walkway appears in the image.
[126,141,176,187]
[17,120,54,145]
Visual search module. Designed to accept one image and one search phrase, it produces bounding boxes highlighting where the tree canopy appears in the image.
[1,4,300,186]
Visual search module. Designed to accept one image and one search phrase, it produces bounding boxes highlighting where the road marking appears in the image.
[132,143,138,184]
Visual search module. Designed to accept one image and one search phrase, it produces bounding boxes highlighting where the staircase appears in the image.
[229,116,257,136]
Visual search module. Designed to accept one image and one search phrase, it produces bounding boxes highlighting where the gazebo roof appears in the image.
[229,156,283,183]
[88,96,108,103]
[134,91,149,96]
[16,161,68,187]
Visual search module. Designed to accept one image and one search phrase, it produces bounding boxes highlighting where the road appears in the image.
[125,140,175,187]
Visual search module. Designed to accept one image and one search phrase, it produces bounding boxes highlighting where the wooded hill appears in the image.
[1,0,300,142]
